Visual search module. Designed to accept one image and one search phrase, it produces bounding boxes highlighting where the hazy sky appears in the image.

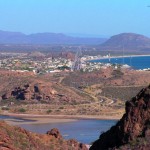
[0,0,150,37]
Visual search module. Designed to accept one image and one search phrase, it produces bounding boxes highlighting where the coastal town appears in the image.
[0,51,132,74]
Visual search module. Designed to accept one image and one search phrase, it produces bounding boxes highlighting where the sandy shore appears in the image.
[4,117,77,125]
[1,113,121,125]
[89,54,150,61]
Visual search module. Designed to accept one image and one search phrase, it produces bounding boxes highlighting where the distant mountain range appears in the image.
[100,33,150,51]
[0,30,107,45]
[1,30,150,51]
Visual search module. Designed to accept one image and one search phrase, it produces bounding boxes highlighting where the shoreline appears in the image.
[88,54,150,61]
[0,113,121,125]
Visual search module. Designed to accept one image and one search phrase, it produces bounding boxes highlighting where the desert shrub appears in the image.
[1,107,9,110]
[59,106,64,109]
[112,69,124,77]
[46,109,52,114]
[18,108,26,113]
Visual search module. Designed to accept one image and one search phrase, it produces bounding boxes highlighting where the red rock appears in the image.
[0,121,88,150]
[90,85,150,150]
[46,128,62,139]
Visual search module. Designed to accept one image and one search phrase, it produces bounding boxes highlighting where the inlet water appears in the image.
[20,119,117,144]
[0,116,116,144]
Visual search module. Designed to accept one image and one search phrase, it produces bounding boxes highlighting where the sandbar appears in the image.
[1,113,121,125]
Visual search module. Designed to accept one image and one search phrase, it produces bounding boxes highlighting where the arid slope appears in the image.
[0,121,87,150]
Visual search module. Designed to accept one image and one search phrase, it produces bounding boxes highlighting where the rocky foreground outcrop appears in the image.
[90,85,150,150]
[0,121,87,150]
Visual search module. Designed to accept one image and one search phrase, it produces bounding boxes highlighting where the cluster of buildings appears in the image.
[0,53,72,74]
[0,52,127,74]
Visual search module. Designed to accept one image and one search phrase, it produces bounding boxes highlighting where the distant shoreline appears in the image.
[1,113,120,125]
[89,54,150,61]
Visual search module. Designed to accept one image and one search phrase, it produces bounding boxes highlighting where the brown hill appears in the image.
[0,121,87,150]
[0,70,90,104]
[90,85,150,150]
[100,33,150,51]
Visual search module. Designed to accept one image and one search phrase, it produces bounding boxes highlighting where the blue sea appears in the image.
[90,55,150,70]
[0,115,117,144]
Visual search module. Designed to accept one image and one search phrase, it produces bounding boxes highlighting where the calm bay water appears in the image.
[20,119,117,144]
[0,115,117,144]
[90,55,150,70]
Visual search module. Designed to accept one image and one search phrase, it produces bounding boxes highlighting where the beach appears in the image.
[89,54,150,70]
[1,112,121,125]
[88,54,150,62]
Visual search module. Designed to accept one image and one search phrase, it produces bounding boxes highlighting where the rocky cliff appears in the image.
[90,85,150,150]
[0,121,87,150]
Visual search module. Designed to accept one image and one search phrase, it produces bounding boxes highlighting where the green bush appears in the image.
[18,108,26,113]
[46,109,52,114]
[1,107,9,110]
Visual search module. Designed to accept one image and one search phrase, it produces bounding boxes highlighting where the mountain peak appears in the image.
[101,32,150,50]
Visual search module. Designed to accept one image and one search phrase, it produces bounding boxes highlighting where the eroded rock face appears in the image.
[1,81,77,104]
[90,85,150,150]
[1,83,55,102]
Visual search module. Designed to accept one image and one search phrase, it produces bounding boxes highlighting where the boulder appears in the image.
[46,128,62,139]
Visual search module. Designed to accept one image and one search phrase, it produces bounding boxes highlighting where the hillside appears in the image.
[100,33,150,51]
[0,121,87,150]
[0,30,107,45]
[0,70,91,105]
[90,85,150,150]
[1,68,150,117]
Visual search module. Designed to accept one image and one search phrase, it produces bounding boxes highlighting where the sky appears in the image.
[0,0,150,37]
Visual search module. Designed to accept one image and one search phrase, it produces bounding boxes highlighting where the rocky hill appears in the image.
[90,85,150,150]
[0,30,106,45]
[100,33,150,51]
[0,70,90,105]
[0,121,87,150]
